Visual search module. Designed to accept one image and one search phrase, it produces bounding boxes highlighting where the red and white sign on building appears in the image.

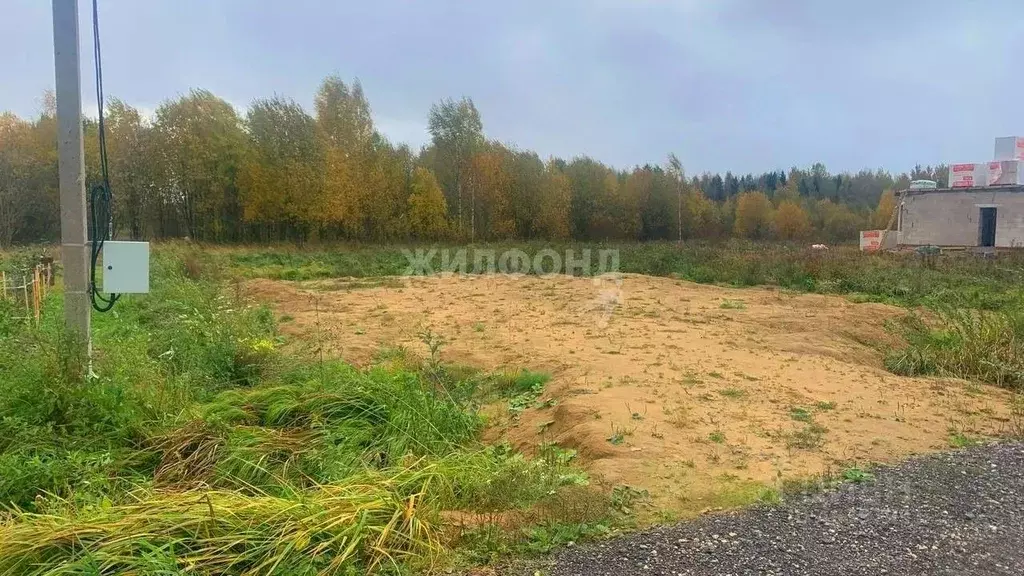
[950,163,988,188]
[860,229,897,251]
[988,160,1024,186]
[860,230,881,251]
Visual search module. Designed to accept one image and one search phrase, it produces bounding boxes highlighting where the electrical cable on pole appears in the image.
[88,0,119,312]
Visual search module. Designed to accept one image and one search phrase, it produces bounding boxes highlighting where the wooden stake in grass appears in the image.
[22,275,29,319]
[32,267,41,326]
[0,270,6,301]
[38,265,47,300]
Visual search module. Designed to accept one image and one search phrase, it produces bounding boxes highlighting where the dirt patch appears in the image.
[246,273,1015,518]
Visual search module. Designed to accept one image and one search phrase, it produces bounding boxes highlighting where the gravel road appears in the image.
[533,442,1024,576]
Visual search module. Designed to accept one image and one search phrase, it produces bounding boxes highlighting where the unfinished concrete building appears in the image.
[898,185,1024,248]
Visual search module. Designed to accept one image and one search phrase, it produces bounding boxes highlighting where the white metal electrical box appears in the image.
[102,241,150,294]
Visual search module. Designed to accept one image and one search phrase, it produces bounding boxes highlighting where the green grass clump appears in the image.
[166,364,483,492]
[786,423,827,450]
[884,301,1024,389]
[789,407,813,422]
[948,431,980,448]
[485,368,551,398]
[841,467,875,483]
[476,369,551,418]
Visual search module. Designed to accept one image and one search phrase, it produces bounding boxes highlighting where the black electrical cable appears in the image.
[90,0,119,312]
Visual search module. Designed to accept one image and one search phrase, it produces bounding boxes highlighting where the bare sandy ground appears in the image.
[246,273,1015,517]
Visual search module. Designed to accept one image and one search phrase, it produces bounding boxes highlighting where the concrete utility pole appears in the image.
[52,0,91,347]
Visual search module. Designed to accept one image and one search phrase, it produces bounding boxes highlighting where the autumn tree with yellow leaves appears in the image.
[873,190,898,230]
[2,77,932,246]
[773,201,811,240]
[406,167,449,240]
[733,191,774,239]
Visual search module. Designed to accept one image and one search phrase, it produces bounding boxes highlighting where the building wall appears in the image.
[900,190,1024,247]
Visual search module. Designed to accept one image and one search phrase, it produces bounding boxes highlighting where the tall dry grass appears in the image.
[0,480,438,575]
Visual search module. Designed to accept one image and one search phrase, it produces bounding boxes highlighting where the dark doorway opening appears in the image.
[979,207,997,247]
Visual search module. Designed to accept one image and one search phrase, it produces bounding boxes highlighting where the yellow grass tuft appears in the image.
[0,480,440,575]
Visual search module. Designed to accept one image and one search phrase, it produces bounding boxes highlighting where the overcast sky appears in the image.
[2,0,1023,174]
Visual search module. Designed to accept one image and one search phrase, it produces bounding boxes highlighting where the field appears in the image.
[2,241,1024,574]
[248,272,1016,518]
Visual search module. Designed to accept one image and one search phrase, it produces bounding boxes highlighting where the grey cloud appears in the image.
[2,0,1022,174]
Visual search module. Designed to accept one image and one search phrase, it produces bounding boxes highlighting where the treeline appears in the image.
[0,76,947,247]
